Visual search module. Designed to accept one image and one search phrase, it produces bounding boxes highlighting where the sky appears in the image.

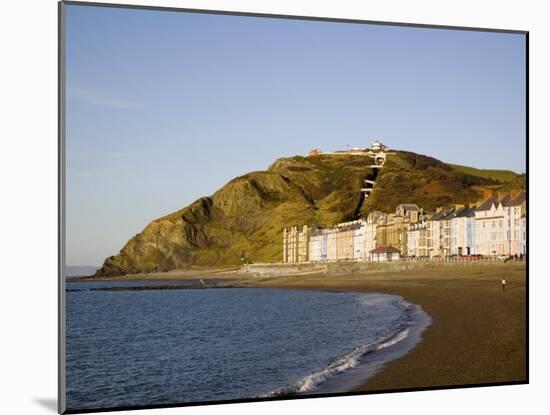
[65,4,526,266]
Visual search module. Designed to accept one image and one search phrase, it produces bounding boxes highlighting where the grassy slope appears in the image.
[363,151,494,214]
[448,163,520,183]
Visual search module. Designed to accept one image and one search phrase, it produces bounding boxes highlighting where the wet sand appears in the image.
[244,262,527,391]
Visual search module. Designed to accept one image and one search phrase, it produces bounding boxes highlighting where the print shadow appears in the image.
[34,398,57,412]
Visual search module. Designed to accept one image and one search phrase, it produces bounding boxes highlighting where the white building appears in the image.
[371,140,387,151]
[474,191,526,256]
[306,220,368,262]
[352,220,367,260]
[308,230,325,262]
[521,213,526,256]
[449,206,476,256]
[508,192,526,256]
[407,220,429,257]
[427,207,454,257]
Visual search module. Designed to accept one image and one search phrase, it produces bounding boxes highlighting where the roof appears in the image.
[476,194,499,211]
[430,207,454,221]
[455,206,475,218]
[396,204,420,212]
[499,194,512,206]
[504,191,526,207]
[476,191,526,211]
[370,246,401,254]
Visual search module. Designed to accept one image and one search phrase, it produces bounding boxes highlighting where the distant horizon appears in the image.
[65,4,526,266]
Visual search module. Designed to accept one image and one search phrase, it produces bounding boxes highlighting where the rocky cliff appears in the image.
[97,151,520,276]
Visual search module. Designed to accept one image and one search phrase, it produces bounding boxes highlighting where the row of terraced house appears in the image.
[282,190,526,263]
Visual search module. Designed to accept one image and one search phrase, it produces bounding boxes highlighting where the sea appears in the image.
[65,280,430,411]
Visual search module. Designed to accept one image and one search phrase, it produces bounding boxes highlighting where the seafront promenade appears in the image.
[242,256,525,278]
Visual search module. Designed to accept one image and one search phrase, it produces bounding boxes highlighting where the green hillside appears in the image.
[448,163,520,183]
[96,151,509,276]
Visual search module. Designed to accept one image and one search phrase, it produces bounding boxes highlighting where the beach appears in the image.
[71,261,527,393]
[243,261,527,392]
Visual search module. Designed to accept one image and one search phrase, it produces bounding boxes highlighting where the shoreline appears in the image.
[288,298,433,396]
[243,262,527,392]
[68,262,527,393]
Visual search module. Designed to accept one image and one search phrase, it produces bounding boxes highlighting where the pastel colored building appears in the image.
[407,220,429,257]
[308,230,326,262]
[352,221,367,260]
[475,191,526,256]
[426,207,454,257]
[333,220,366,260]
[508,192,526,256]
[284,190,526,264]
[521,212,526,256]
[449,205,476,256]
[283,225,314,263]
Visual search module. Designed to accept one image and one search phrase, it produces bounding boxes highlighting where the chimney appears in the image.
[454,204,465,210]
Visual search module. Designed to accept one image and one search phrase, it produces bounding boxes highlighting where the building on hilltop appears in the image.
[370,140,387,152]
[306,140,390,157]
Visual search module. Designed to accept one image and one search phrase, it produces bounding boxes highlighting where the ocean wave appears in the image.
[261,300,414,397]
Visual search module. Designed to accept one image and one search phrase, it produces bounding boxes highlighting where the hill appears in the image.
[96,150,515,276]
[448,163,520,183]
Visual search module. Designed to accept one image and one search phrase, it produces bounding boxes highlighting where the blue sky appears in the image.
[65,4,526,266]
